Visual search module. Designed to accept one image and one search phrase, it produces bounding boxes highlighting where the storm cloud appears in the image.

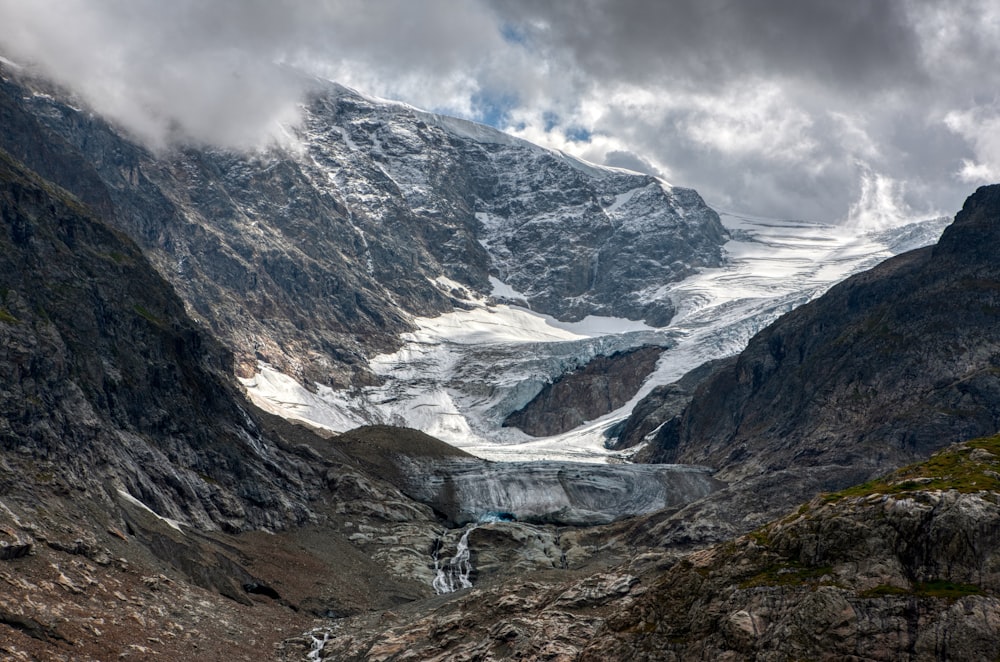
[1,0,997,222]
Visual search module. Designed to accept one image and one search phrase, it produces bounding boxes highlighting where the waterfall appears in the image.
[431,525,477,594]
[306,629,330,661]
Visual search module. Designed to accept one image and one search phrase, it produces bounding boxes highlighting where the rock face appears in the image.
[503,345,665,436]
[584,436,1000,661]
[0,147,315,533]
[0,65,727,387]
[334,426,724,526]
[608,357,732,451]
[629,185,1000,491]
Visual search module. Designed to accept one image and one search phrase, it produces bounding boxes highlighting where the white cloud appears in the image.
[845,164,919,231]
[0,0,998,222]
[944,107,1000,184]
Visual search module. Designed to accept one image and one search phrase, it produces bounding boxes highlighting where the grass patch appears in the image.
[0,308,17,324]
[747,529,772,547]
[740,563,835,590]
[860,584,909,598]
[916,580,983,599]
[822,433,1000,503]
[102,251,130,265]
[133,305,163,326]
[861,581,983,601]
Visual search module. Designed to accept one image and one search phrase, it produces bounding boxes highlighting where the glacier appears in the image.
[243,209,948,462]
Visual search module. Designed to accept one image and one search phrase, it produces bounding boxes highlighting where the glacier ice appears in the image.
[243,211,948,463]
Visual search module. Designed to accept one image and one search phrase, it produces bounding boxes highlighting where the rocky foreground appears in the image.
[291,436,1000,661]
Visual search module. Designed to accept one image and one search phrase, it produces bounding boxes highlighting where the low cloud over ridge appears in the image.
[1,0,998,223]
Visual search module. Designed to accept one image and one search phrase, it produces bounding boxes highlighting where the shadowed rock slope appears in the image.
[504,345,665,437]
[0,147,316,533]
[632,185,1000,493]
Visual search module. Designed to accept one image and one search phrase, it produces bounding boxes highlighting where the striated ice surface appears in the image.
[244,210,947,463]
[398,457,723,526]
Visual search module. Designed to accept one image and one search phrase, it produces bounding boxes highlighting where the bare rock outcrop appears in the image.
[504,345,665,437]
[584,436,1000,661]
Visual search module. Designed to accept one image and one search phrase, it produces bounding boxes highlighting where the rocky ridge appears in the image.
[620,185,1000,513]
[504,345,666,437]
[583,435,1000,661]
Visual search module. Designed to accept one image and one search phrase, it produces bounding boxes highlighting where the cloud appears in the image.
[490,0,923,93]
[487,0,1000,221]
[0,0,513,149]
[0,1,997,222]
[944,107,1000,184]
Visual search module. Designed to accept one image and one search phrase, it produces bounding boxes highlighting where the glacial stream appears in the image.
[432,525,477,594]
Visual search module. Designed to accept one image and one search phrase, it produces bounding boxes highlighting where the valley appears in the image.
[1,54,998,662]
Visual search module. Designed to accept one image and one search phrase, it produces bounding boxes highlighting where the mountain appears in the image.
[243,211,947,461]
[629,185,1000,476]
[3,54,996,660]
[0,144,329,657]
[0,147,315,534]
[1,62,951,462]
[583,184,1000,552]
[0,65,727,391]
[0,81,728,656]
[0,146,647,657]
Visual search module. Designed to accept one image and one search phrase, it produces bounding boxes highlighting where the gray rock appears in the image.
[584,449,1000,661]
[504,345,665,437]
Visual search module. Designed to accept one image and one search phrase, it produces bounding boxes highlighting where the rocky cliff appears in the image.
[627,185,1000,495]
[583,435,1000,661]
[503,345,665,437]
[0,147,316,533]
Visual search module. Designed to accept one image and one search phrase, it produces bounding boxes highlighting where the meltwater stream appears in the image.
[432,525,477,594]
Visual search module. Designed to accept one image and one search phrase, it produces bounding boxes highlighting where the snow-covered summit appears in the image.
[301,81,729,325]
